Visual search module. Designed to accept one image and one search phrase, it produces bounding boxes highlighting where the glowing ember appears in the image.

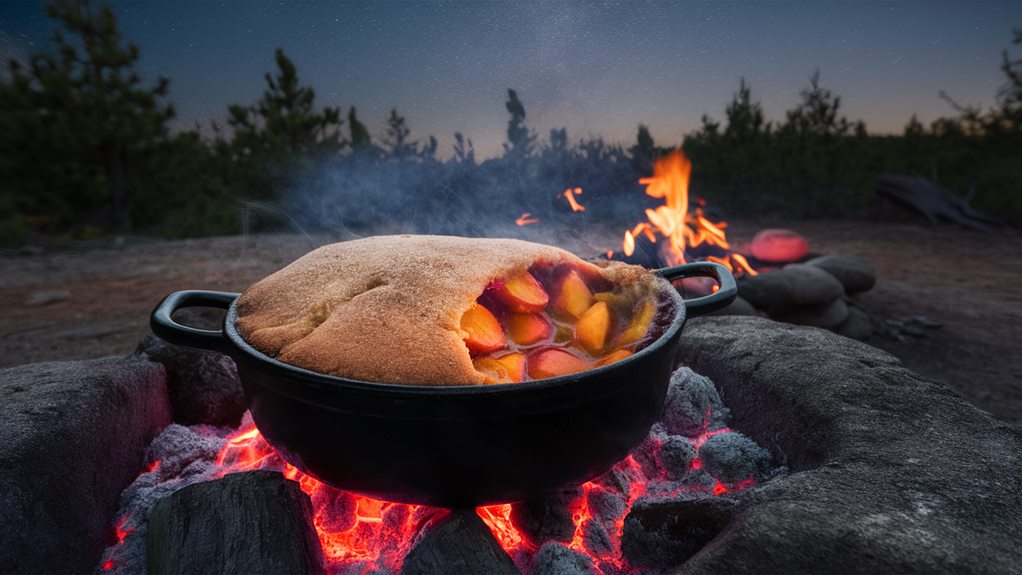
[605,150,757,276]
[563,187,586,212]
[515,212,540,226]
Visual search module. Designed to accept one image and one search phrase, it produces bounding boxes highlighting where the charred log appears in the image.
[146,471,324,575]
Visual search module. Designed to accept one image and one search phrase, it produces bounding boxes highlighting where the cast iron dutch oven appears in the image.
[151,261,736,507]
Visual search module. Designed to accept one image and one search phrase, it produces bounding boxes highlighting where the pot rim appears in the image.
[222,283,687,397]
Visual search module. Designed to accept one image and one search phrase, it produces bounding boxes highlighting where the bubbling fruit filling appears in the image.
[460,262,663,384]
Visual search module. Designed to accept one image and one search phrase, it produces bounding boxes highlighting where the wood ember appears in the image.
[509,488,581,546]
[146,471,325,575]
[401,510,520,575]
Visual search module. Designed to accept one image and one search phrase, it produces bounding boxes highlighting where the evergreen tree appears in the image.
[348,107,372,151]
[0,0,174,232]
[504,88,535,157]
[452,132,475,164]
[628,124,657,173]
[384,108,416,158]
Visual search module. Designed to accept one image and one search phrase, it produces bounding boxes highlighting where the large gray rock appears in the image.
[738,264,844,309]
[0,357,171,575]
[834,305,873,340]
[806,254,876,293]
[768,298,849,329]
[137,335,246,426]
[674,316,1022,575]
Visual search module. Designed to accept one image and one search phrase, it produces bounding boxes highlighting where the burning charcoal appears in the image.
[769,298,849,329]
[632,426,666,479]
[137,335,246,426]
[401,510,520,575]
[587,487,627,529]
[310,487,358,532]
[531,541,595,575]
[705,295,757,316]
[582,519,614,557]
[146,470,324,575]
[621,495,740,569]
[698,431,772,483]
[662,367,731,437]
[510,488,581,545]
[657,435,697,481]
[806,254,876,294]
[738,264,844,309]
[0,357,170,575]
[834,305,873,341]
[144,423,225,478]
[592,461,645,498]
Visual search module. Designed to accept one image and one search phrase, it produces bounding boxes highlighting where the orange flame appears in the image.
[515,212,539,226]
[563,187,586,212]
[623,150,757,276]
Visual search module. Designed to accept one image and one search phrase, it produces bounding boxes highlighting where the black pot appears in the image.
[151,261,736,507]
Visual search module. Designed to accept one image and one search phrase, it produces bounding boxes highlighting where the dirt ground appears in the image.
[2,220,1020,426]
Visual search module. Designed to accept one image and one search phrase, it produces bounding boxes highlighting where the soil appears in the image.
[1,220,1020,425]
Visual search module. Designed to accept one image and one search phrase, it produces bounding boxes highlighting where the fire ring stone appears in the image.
[673,316,1022,574]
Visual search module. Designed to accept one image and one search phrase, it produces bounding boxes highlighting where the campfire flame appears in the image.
[622,150,757,276]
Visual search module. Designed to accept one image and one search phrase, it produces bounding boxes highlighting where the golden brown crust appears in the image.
[235,235,659,386]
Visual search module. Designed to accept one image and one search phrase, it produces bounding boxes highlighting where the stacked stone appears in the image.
[714,255,877,340]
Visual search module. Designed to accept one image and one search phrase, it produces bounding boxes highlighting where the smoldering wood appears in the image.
[401,510,520,575]
[146,470,325,575]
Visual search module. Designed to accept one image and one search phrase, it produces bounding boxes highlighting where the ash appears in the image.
[97,368,784,575]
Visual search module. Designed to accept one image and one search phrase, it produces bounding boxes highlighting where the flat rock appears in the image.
[137,335,246,426]
[402,510,520,575]
[834,305,873,340]
[706,295,757,316]
[0,357,171,575]
[768,298,849,329]
[146,470,324,575]
[738,264,844,309]
[673,316,1022,575]
[806,255,877,293]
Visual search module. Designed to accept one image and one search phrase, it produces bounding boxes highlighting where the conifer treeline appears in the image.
[0,1,1019,246]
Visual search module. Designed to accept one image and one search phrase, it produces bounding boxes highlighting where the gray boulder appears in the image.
[0,357,171,575]
[768,298,849,329]
[834,305,873,340]
[137,335,246,426]
[807,255,876,293]
[706,295,758,316]
[738,264,844,309]
[673,316,1022,575]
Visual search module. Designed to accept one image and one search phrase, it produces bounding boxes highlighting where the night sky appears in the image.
[2,1,1020,158]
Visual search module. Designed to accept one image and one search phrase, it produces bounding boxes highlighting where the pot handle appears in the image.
[150,290,240,355]
[656,261,737,317]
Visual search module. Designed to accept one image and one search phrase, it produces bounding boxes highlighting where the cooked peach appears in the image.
[576,301,612,355]
[506,313,551,346]
[551,270,594,320]
[473,352,526,384]
[594,291,629,310]
[461,303,505,355]
[494,271,549,313]
[494,352,526,382]
[615,297,656,347]
[527,348,590,380]
[595,349,633,367]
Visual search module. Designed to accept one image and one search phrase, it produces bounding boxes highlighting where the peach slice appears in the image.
[506,312,551,346]
[615,297,656,347]
[461,303,505,355]
[576,301,612,355]
[473,352,525,384]
[551,270,594,320]
[595,348,634,367]
[494,271,549,313]
[527,348,591,380]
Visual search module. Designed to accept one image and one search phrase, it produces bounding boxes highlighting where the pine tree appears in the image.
[504,89,535,157]
[384,108,418,159]
[348,107,372,152]
[0,0,174,232]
